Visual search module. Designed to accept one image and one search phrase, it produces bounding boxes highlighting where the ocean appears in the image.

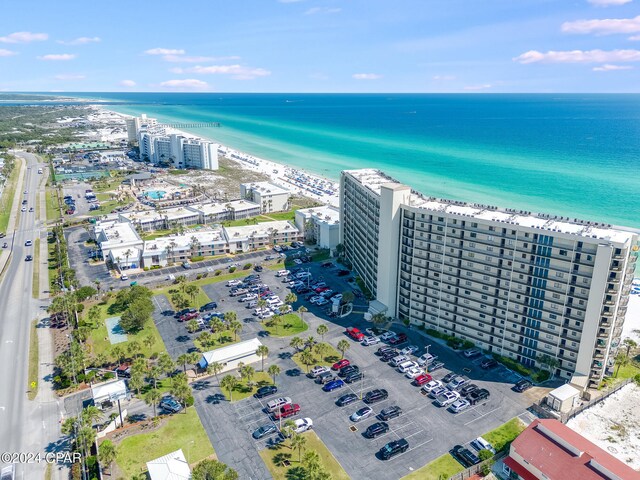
[18,93,640,228]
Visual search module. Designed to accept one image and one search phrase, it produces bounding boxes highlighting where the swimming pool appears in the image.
[145,190,166,200]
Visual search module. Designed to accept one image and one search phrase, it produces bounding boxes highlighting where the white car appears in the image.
[436,390,460,407]
[380,331,396,341]
[296,272,311,280]
[267,397,292,412]
[421,379,443,394]
[276,269,290,277]
[400,345,419,356]
[311,282,327,289]
[240,294,258,302]
[254,307,270,316]
[463,348,481,358]
[331,294,343,303]
[294,258,303,265]
[404,366,423,379]
[429,385,447,399]
[309,295,323,304]
[259,311,274,320]
[21,207,26,212]
[120,274,129,281]
[417,353,436,366]
[471,436,496,454]
[316,298,329,306]
[320,289,334,298]
[294,417,313,433]
[309,366,330,377]
[289,280,304,288]
[350,406,373,422]
[227,279,243,287]
[362,336,380,346]
[448,398,470,413]
[398,361,418,373]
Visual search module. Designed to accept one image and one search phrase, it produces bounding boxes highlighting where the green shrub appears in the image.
[532,370,551,383]
[462,340,475,349]
[196,274,202,280]
[191,256,204,262]
[143,267,149,271]
[214,269,222,276]
[229,267,236,273]
[243,263,252,270]
[493,354,532,377]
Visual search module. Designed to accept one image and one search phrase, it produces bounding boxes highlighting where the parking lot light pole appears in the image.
[360,371,365,400]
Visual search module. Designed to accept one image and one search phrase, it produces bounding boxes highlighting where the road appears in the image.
[0,152,64,479]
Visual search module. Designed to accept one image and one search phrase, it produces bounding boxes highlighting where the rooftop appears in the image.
[509,419,640,480]
[297,205,340,225]
[146,449,191,480]
[201,338,263,366]
[144,228,226,253]
[91,379,128,402]
[242,181,290,196]
[224,220,299,239]
[343,169,637,244]
[188,199,259,216]
[95,221,142,246]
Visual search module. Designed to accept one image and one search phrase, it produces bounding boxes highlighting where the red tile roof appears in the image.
[503,456,538,480]
[509,419,640,480]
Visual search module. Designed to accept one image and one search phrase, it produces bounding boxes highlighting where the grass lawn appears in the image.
[193,329,237,352]
[113,407,214,478]
[0,158,21,232]
[220,371,272,402]
[483,417,526,452]
[614,361,640,380]
[88,198,127,216]
[257,211,296,222]
[45,188,61,222]
[262,313,308,337]
[401,453,464,480]
[292,342,341,372]
[27,320,39,401]
[141,229,173,241]
[155,284,211,310]
[86,301,167,362]
[260,430,350,480]
[32,238,40,298]
[91,177,124,193]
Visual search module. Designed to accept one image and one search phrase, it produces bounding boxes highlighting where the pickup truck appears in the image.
[272,403,301,420]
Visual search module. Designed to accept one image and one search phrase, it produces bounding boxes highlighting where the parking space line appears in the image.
[463,405,501,426]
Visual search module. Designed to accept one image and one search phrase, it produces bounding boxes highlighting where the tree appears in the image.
[143,334,156,351]
[187,319,200,333]
[144,388,162,417]
[268,364,281,385]
[240,365,255,385]
[314,343,329,363]
[191,459,238,480]
[98,439,117,475]
[188,351,202,372]
[290,336,304,352]
[111,345,125,364]
[316,324,328,342]
[291,433,308,463]
[257,298,268,310]
[302,450,322,478]
[128,372,145,395]
[229,320,243,341]
[75,286,97,302]
[304,336,316,350]
[224,311,237,326]
[177,275,187,293]
[256,345,269,371]
[177,353,191,374]
[210,317,225,334]
[170,373,192,411]
[147,365,162,390]
[157,352,175,377]
[615,351,630,377]
[299,350,314,373]
[337,339,350,359]
[198,331,214,349]
[537,354,560,378]
[127,340,141,359]
[119,297,154,333]
[207,361,223,385]
[272,314,282,334]
[285,292,297,307]
[341,291,355,306]
[478,449,494,461]
[297,305,308,327]
[220,375,238,401]
[81,405,103,427]
[371,312,386,328]
[185,284,199,306]
[623,338,638,357]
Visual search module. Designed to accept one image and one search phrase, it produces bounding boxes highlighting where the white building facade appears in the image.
[340,169,638,389]
[240,182,291,213]
[295,205,340,250]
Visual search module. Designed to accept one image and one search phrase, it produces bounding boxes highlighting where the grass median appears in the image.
[291,342,341,372]
[219,371,272,402]
[32,238,40,298]
[0,158,21,232]
[27,319,39,401]
[261,313,308,337]
[401,453,464,480]
[45,187,61,222]
[483,417,526,452]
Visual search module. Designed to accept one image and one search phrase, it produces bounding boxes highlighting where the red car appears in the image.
[389,333,408,345]
[273,403,300,420]
[413,373,433,386]
[346,327,365,341]
[179,312,198,322]
[315,286,329,294]
[332,359,350,370]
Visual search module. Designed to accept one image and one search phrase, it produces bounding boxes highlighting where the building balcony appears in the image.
[601,310,613,317]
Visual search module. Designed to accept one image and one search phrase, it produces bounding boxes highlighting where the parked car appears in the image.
[481,358,498,369]
[400,345,420,356]
[381,350,400,362]
[253,265,263,272]
[413,373,432,386]
[322,379,345,392]
[199,302,218,312]
[442,372,456,384]
[421,379,442,394]
[404,366,423,379]
[398,361,419,374]
[471,436,496,454]
[337,269,350,276]
[459,384,479,397]
[446,375,469,391]
[314,371,335,384]
[379,439,409,460]
[467,388,490,405]
[448,398,471,413]
[389,355,410,367]
[379,331,396,341]
[451,445,480,467]
[463,348,482,358]
[344,371,364,383]
[266,397,292,412]
[428,361,445,372]
[230,288,249,297]
[276,269,290,277]
[376,345,395,355]
[293,418,313,433]
[255,385,278,399]
[179,312,198,322]
[338,365,359,378]
[417,353,437,366]
[379,405,402,421]
[316,298,329,306]
[514,379,533,392]
[363,389,388,404]
[332,359,350,370]
[365,421,389,439]
[350,406,373,422]
[253,423,277,440]
[309,366,330,378]
[24,240,32,246]
[435,390,460,407]
[428,385,447,399]
[336,393,358,407]
[227,279,243,287]
[273,403,301,420]
[346,327,365,341]
[389,333,408,345]
[159,396,183,413]
[175,308,196,319]
[362,336,380,346]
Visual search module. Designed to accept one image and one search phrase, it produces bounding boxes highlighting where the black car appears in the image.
[376,346,396,356]
[514,379,533,392]
[379,405,402,420]
[344,371,364,383]
[467,388,490,405]
[337,269,350,276]
[379,438,409,460]
[336,393,358,407]
[295,287,311,294]
[364,389,388,404]
[199,302,218,312]
[428,361,445,372]
[254,385,278,398]
[252,423,277,440]
[452,445,480,467]
[254,265,263,272]
[25,255,33,261]
[338,365,359,378]
[159,395,183,413]
[381,351,399,362]
[442,372,456,384]
[315,372,335,384]
[459,384,479,397]
[365,421,389,439]
[175,308,196,319]
[481,358,498,369]
[321,262,333,268]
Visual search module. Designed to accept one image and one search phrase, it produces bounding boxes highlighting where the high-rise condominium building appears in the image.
[340,169,637,389]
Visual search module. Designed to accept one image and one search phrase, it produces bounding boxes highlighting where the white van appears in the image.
[276,269,290,277]
[266,296,282,306]
[296,271,311,280]
[389,355,410,367]
[267,397,292,412]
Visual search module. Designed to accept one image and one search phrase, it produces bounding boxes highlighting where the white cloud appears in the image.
[119,80,136,87]
[0,31,48,43]
[561,15,640,35]
[587,0,632,6]
[158,79,210,90]
[629,34,640,40]
[304,7,341,15]
[54,74,85,80]
[432,75,456,81]
[145,48,185,56]
[37,53,76,61]
[514,49,640,63]
[162,54,241,63]
[57,36,101,46]
[593,63,634,70]
[0,49,17,57]
[463,84,492,91]
[352,73,382,80]
[183,64,271,80]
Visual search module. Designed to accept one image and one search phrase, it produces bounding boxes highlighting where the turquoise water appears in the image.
[144,190,166,200]
[46,93,640,228]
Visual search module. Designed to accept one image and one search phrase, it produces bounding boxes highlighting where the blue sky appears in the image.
[1,0,639,92]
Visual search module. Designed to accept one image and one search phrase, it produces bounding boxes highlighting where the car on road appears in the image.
[481,358,498,369]
[332,359,350,370]
[459,384,479,397]
[362,335,380,346]
[435,390,460,407]
[29,207,33,212]
[253,423,277,440]
[448,398,471,413]
[463,348,482,358]
[346,327,365,341]
[336,393,359,407]
[379,405,402,420]
[266,397,292,412]
[199,302,218,312]
[467,388,490,405]
[338,365,359,378]
[421,379,442,394]
[350,406,373,422]
[24,240,32,246]
[255,385,278,399]
[293,417,313,433]
[363,389,388,404]
[273,403,301,420]
[365,421,389,439]
[25,255,33,261]
[413,373,432,386]
[309,365,330,378]
[21,207,26,212]
[159,396,183,413]
[451,445,480,467]
[389,333,408,345]
[514,379,533,392]
[322,379,345,392]
[379,439,409,460]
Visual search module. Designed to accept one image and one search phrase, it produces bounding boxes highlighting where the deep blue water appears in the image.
[4,92,640,228]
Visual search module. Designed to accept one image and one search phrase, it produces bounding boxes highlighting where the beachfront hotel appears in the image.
[340,169,638,389]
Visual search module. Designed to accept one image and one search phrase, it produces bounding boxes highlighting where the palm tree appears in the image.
[98,439,117,476]
[371,312,387,328]
[290,336,304,352]
[297,305,308,327]
[220,375,238,401]
[187,319,200,333]
[207,361,223,385]
[123,248,133,269]
[177,353,190,374]
[143,335,156,351]
[337,339,350,359]
[147,365,162,390]
[314,343,329,363]
[316,324,329,342]
[299,350,314,373]
[257,298,267,310]
[304,336,316,350]
[185,285,199,306]
[256,345,269,371]
[127,340,141,359]
[268,364,281,385]
[81,405,103,428]
[224,311,237,326]
[285,292,297,307]
[230,320,243,341]
[623,338,638,357]
[210,317,224,334]
[144,388,162,417]
[188,351,202,373]
[615,351,630,377]
[341,291,355,305]
[111,345,125,364]
[157,352,175,377]
[240,365,255,385]
[291,433,308,463]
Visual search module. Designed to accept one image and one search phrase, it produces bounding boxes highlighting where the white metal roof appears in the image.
[91,379,128,401]
[201,338,263,366]
[146,449,191,480]
[549,383,580,402]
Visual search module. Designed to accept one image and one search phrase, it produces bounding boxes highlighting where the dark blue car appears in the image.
[322,379,345,392]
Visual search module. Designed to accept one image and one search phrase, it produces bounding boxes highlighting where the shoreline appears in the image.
[98,106,340,208]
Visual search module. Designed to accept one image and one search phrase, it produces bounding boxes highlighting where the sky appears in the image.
[1,0,640,93]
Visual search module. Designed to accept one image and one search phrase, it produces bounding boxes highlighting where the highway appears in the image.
[0,152,63,478]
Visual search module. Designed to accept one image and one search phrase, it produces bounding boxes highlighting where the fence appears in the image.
[560,378,633,423]
[448,451,507,480]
